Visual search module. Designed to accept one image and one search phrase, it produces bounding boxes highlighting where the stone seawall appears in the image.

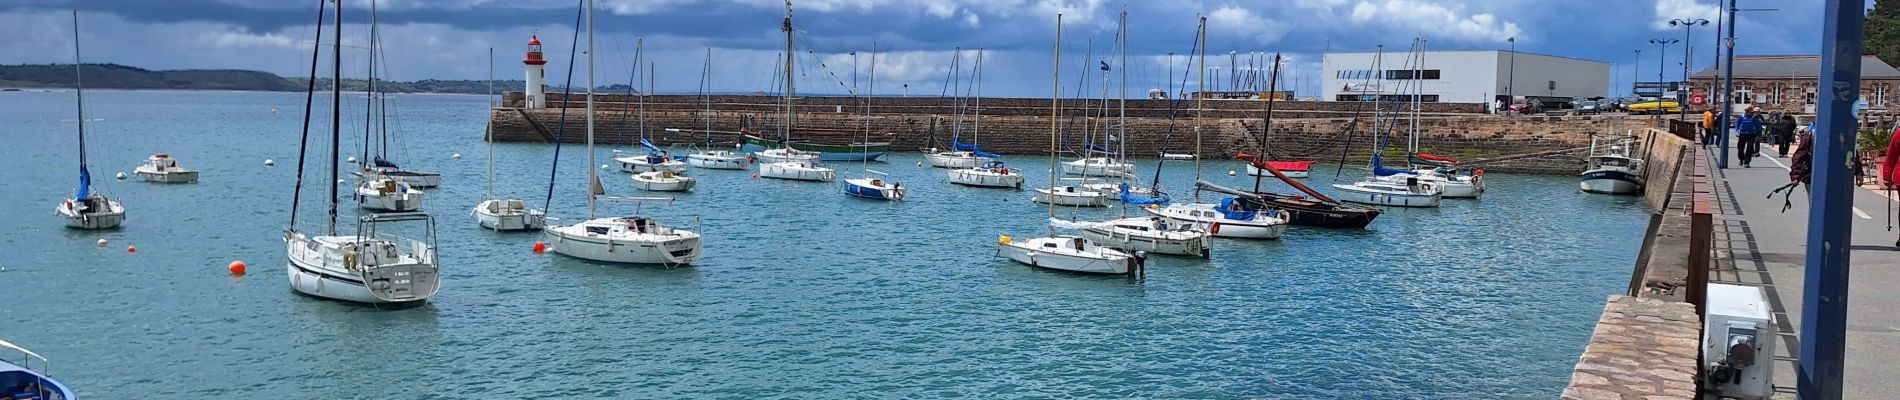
[490,105,1660,175]
[511,92,1487,119]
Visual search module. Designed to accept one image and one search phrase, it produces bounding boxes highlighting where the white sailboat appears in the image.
[949,160,1025,188]
[1374,38,1483,199]
[632,170,696,192]
[347,9,439,189]
[685,49,755,171]
[926,48,995,169]
[355,176,425,211]
[543,0,704,266]
[1140,22,1286,241]
[55,12,126,230]
[1034,183,1109,207]
[134,153,199,183]
[473,47,548,231]
[285,0,439,304]
[612,44,689,175]
[997,14,1144,276]
[757,2,836,183]
[943,50,1024,189]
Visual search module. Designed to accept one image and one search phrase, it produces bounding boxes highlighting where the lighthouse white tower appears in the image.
[524,35,547,109]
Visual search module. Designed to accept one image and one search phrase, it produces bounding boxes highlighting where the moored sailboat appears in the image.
[285,0,439,304]
[474,46,547,231]
[55,11,125,230]
[755,2,837,182]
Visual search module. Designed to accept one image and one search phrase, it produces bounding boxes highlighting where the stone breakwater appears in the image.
[490,93,1660,174]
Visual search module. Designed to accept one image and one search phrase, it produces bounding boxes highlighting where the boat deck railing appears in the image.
[0,340,51,375]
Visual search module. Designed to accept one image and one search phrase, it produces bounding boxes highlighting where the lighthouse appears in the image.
[523,34,547,109]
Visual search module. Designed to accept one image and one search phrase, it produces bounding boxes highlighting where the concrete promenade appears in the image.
[1706,143,1900,399]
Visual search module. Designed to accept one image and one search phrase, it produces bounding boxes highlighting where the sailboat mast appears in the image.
[365,0,377,166]
[1253,53,1281,193]
[71,11,87,185]
[639,39,647,142]
[950,48,963,141]
[1192,16,1205,203]
[328,0,343,235]
[703,48,712,145]
[1048,14,1062,236]
[863,42,876,172]
[1117,6,1127,171]
[973,49,982,147]
[782,1,795,145]
[288,1,327,230]
[486,47,495,200]
[1369,45,1383,169]
[584,0,596,218]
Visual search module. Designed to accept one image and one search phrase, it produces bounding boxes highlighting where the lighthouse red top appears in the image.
[524,35,546,66]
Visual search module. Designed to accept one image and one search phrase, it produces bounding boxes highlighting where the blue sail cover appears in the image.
[1118,183,1170,205]
[1084,144,1118,155]
[1216,197,1259,221]
[640,139,664,154]
[1370,154,1413,177]
[951,139,1001,159]
[371,156,399,169]
[641,139,669,163]
[76,165,90,201]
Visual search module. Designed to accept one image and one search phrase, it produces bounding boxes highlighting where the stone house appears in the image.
[1687,54,1900,115]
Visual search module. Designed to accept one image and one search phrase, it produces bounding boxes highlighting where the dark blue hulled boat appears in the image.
[0,340,76,400]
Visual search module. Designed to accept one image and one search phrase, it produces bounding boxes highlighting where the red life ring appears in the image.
[1209,222,1221,235]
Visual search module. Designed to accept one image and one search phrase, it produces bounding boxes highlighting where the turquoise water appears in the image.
[0,90,1645,398]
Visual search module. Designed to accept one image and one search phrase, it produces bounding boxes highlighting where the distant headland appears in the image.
[0,63,526,94]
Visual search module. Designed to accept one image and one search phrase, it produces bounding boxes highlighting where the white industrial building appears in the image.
[1321,50,1610,105]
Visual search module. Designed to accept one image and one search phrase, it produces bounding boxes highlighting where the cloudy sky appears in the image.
[0,0,1830,98]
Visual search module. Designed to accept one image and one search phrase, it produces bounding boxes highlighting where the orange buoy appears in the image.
[126,245,137,254]
[752,173,760,179]
[228,260,247,275]
[533,241,547,254]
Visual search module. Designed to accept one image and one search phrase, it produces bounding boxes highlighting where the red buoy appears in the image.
[126,245,137,254]
[533,241,547,254]
[229,260,248,275]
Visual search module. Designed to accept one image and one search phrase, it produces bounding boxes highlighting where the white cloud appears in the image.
[207,32,297,49]
[1207,5,1289,44]
[962,10,981,28]
[1347,0,1521,43]
[1651,0,1720,30]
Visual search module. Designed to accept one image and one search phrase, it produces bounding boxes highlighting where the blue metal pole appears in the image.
[1798,0,1861,398]
[1717,0,1736,169]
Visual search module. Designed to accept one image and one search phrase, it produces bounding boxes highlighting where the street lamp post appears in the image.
[1670,18,1710,121]
[1649,38,1678,125]
[1506,37,1516,103]
[1633,49,1642,98]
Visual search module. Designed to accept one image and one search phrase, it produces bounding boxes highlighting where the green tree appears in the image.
[1868,0,1900,65]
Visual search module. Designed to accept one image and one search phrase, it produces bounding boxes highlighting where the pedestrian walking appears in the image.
[1701,109,1718,146]
[1736,107,1766,167]
[1772,114,1797,157]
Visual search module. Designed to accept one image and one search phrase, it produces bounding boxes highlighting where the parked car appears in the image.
[1626,100,1682,114]
[1571,97,1610,115]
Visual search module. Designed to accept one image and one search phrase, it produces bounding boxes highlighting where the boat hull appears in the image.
[925,152,987,169]
[1580,169,1643,194]
[1061,158,1136,177]
[473,201,546,232]
[632,174,696,192]
[543,228,702,265]
[1247,164,1308,178]
[616,156,688,174]
[357,191,425,212]
[353,169,440,188]
[1143,207,1287,239]
[995,241,1134,275]
[843,178,905,200]
[1078,227,1208,257]
[1330,184,1442,207]
[686,153,752,170]
[1246,195,1380,229]
[1033,188,1107,207]
[759,162,835,182]
[741,135,887,162]
[948,169,1023,188]
[136,169,199,183]
[56,199,125,229]
[285,237,438,304]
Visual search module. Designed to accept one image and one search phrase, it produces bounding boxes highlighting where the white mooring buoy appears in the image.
[452,153,461,159]
[264,159,275,166]
[115,172,127,180]
[1227,170,1237,176]
[347,156,357,163]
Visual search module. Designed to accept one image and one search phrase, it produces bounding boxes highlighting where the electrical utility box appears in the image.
[1702,283,1776,399]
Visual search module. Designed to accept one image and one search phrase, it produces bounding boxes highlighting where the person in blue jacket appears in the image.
[1736,107,1767,167]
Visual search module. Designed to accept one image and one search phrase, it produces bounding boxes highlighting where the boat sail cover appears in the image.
[1369,154,1414,177]
[1083,144,1118,156]
[1407,154,1457,171]
[1412,152,1458,163]
[371,156,400,169]
[640,139,671,163]
[76,165,91,201]
[951,139,1001,159]
[1119,183,1170,205]
[1216,197,1261,220]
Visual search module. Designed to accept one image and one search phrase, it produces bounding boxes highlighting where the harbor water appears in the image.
[0,90,1646,398]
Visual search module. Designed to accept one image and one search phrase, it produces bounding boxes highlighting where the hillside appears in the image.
[0,63,528,94]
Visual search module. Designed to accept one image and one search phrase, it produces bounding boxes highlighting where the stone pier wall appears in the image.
[490,104,1660,175]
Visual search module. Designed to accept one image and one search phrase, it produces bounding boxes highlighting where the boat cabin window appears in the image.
[586,226,610,235]
[1595,157,1631,168]
[1043,243,1059,249]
